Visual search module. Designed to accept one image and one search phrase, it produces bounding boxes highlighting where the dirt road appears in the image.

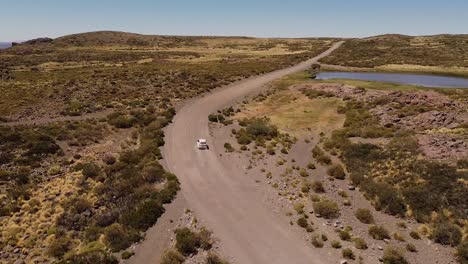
[163,42,344,264]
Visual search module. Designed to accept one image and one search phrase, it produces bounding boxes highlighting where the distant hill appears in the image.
[321,34,468,70]
[0,42,12,49]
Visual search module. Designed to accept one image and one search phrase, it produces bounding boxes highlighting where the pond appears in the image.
[316,72,468,88]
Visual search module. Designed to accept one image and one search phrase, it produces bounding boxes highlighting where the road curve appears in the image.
[164,42,344,264]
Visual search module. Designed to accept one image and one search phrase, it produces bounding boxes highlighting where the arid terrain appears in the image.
[205,73,467,264]
[321,34,468,77]
[1,30,467,264]
[0,32,337,263]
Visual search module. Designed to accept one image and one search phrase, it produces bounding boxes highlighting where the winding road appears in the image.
[163,42,344,264]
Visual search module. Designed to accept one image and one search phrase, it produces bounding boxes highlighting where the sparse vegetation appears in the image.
[355,208,375,224]
[342,248,356,260]
[382,246,409,264]
[313,199,340,219]
[368,225,390,240]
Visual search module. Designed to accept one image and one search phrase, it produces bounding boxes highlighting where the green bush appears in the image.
[312,146,331,165]
[121,250,135,259]
[224,143,234,152]
[107,112,135,128]
[331,240,342,248]
[74,162,101,179]
[160,250,185,264]
[409,231,420,240]
[48,236,71,258]
[120,198,165,230]
[432,221,462,246]
[311,180,325,193]
[353,237,368,250]
[338,230,352,241]
[103,223,140,252]
[206,252,230,264]
[245,117,278,139]
[327,164,346,179]
[57,251,118,264]
[175,227,200,256]
[313,199,340,219]
[456,240,468,264]
[382,247,409,264]
[368,225,390,240]
[342,248,355,260]
[311,234,324,248]
[405,243,417,252]
[297,217,309,228]
[355,208,374,224]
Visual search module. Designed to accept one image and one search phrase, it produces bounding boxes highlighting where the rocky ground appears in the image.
[205,81,466,264]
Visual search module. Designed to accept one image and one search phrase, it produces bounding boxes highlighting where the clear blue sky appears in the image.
[1,0,467,41]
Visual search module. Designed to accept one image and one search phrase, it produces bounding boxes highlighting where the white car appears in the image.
[196,139,208,150]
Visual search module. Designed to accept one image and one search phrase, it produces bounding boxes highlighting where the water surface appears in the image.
[316,72,468,88]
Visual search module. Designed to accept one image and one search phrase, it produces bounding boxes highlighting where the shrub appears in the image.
[208,114,219,122]
[405,243,417,252]
[293,203,305,214]
[108,113,135,128]
[103,223,140,252]
[48,165,61,176]
[120,198,165,230]
[74,162,101,179]
[331,240,342,248]
[297,217,309,228]
[393,232,406,242]
[432,221,462,246]
[353,237,368,250]
[175,227,200,256]
[368,225,390,240]
[224,143,234,152]
[312,146,331,165]
[355,208,374,224]
[338,230,352,241]
[409,231,420,240]
[160,250,185,264]
[311,180,325,193]
[57,251,118,264]
[198,228,213,250]
[121,250,135,259]
[206,252,230,264]
[307,162,316,169]
[342,248,355,260]
[245,117,278,139]
[456,240,468,264]
[48,236,71,258]
[327,164,346,179]
[311,234,324,248]
[382,247,409,264]
[313,199,340,219]
[299,168,308,177]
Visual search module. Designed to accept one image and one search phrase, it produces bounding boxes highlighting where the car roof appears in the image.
[198,138,207,142]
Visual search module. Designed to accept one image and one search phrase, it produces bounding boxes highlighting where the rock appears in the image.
[340,260,348,264]
[13,248,20,254]
[378,246,383,250]
[347,185,355,191]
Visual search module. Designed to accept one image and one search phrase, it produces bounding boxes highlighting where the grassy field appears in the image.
[320,34,468,77]
[237,89,344,136]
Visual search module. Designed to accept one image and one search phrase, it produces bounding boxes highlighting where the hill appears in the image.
[320,34,468,76]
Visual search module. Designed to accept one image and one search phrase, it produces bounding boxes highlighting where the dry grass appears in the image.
[236,80,344,136]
